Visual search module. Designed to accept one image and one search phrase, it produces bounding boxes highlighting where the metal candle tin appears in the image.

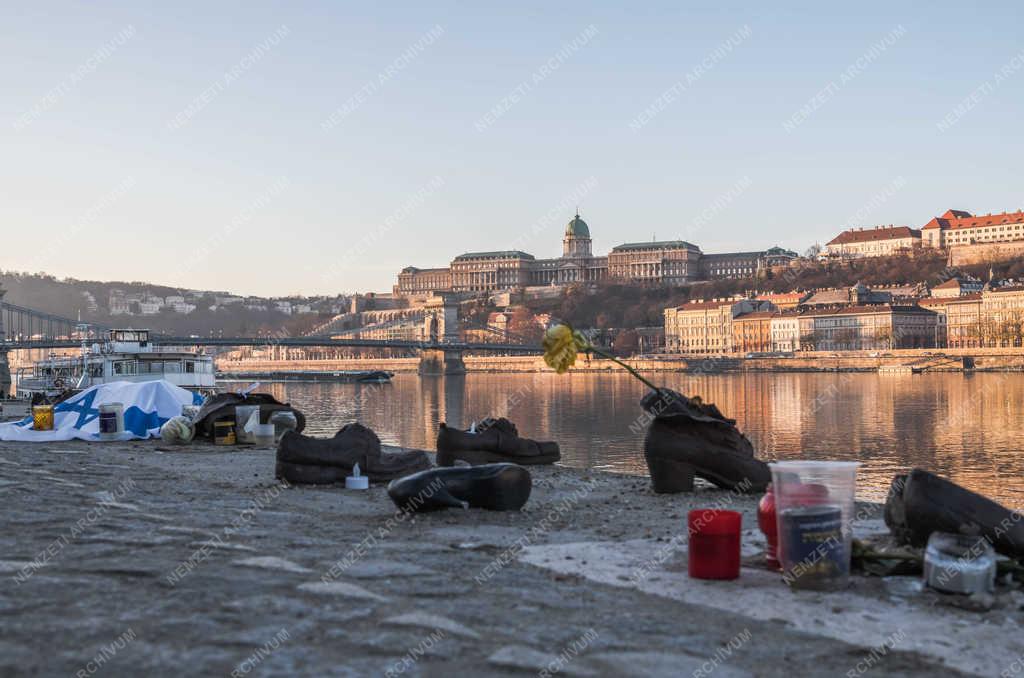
[924,532,996,595]
[778,504,846,589]
[32,405,54,431]
[213,420,236,445]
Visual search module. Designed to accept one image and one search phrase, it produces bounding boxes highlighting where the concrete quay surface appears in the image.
[2,440,1021,677]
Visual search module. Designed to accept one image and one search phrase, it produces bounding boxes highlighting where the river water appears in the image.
[246,372,1024,510]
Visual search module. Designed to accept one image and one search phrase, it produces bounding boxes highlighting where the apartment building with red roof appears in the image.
[921,209,1024,248]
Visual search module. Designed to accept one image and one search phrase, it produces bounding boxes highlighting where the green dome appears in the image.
[565,213,590,238]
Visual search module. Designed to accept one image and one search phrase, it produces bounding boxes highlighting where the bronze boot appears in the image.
[641,388,770,494]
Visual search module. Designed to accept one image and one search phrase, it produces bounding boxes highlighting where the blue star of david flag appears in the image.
[0,380,205,442]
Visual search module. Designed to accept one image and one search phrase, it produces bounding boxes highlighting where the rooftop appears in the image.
[612,240,699,252]
[565,213,590,238]
[733,311,777,320]
[672,298,742,311]
[946,293,983,303]
[931,278,964,290]
[453,250,535,261]
[755,291,811,302]
[701,250,768,260]
[797,304,938,317]
[400,266,450,274]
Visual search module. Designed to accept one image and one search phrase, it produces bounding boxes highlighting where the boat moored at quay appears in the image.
[15,329,216,400]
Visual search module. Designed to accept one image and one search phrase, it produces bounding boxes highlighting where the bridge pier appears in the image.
[418,348,466,376]
[0,349,9,397]
[0,286,8,396]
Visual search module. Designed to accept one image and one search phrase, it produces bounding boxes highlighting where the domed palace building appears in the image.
[395,213,796,296]
[528,213,609,286]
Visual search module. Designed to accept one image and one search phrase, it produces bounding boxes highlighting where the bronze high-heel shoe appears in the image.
[641,389,770,494]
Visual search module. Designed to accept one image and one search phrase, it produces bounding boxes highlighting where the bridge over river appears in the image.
[0,294,542,392]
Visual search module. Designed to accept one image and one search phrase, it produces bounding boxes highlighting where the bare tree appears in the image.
[874,326,894,350]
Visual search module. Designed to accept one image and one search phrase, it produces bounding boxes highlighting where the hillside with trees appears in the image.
[0,271,343,337]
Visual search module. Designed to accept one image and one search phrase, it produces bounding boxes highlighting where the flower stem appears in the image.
[586,345,660,392]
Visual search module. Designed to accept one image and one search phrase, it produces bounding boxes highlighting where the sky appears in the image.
[2,1,1023,297]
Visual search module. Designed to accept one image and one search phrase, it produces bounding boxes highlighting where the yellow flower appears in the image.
[543,324,589,373]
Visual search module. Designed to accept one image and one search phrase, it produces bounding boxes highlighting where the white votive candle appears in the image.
[345,463,369,490]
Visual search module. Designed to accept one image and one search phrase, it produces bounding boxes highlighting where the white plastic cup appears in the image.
[252,423,275,446]
[235,405,260,444]
[769,461,860,591]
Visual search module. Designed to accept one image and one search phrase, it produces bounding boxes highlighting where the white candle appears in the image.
[345,463,369,490]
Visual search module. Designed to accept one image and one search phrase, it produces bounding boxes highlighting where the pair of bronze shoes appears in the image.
[435,417,560,467]
[641,388,770,494]
[276,423,430,485]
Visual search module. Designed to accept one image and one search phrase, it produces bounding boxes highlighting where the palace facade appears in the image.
[395,214,797,296]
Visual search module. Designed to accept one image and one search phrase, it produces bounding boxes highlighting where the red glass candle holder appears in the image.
[688,509,742,580]
[757,484,780,570]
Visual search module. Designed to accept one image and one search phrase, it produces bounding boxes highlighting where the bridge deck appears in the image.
[1,336,542,352]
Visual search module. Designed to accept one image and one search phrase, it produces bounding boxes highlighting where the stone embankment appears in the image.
[3,439,1017,676]
[216,348,1024,375]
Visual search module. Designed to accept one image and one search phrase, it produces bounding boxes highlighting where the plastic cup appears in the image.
[252,423,275,446]
[769,461,859,590]
[688,509,742,580]
[235,405,260,444]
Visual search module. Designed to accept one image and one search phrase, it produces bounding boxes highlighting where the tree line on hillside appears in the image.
[0,271,335,338]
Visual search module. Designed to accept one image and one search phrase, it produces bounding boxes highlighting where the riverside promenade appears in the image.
[2,440,1020,677]
[217,347,1024,377]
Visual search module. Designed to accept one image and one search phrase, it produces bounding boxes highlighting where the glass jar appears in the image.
[269,410,298,442]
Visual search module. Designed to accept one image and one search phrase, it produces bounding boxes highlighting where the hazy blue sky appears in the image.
[2,2,1022,296]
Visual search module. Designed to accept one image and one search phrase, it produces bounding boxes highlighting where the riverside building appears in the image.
[669,299,941,354]
[663,298,775,354]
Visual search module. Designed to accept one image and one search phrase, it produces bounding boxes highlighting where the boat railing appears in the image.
[16,374,59,393]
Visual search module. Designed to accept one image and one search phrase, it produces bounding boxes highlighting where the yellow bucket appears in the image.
[32,405,54,431]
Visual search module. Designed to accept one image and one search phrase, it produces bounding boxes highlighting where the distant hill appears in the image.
[0,271,345,337]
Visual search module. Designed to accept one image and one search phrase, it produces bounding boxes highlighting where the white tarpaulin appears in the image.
[0,380,204,442]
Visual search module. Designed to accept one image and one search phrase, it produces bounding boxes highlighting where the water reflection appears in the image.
[250,372,1024,510]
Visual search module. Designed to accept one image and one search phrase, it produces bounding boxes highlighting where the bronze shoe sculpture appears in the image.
[641,388,770,494]
[276,423,431,485]
[387,463,532,512]
[884,468,1024,559]
[435,417,560,466]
